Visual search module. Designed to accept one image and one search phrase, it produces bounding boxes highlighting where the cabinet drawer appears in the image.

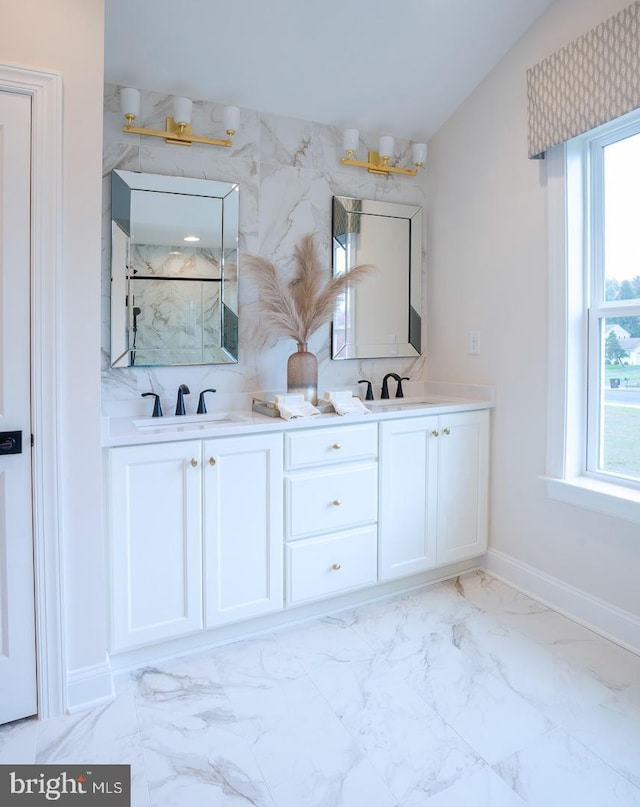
[286,526,377,605]
[284,423,377,469]
[286,462,377,539]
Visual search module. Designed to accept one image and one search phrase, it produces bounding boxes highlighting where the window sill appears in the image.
[544,475,640,525]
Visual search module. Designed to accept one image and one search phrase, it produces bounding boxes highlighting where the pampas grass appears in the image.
[243,234,372,344]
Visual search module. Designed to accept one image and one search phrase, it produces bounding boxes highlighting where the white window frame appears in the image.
[546,109,640,524]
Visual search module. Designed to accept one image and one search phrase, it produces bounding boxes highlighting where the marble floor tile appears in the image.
[133,654,273,806]
[423,766,528,806]
[274,614,376,669]
[441,571,549,617]
[392,633,552,764]
[567,682,640,789]
[0,572,638,807]
[448,611,616,725]
[0,716,38,763]
[141,723,275,807]
[303,639,484,804]
[487,605,640,692]
[493,726,640,806]
[328,583,476,653]
[212,656,397,807]
[35,684,141,762]
[35,685,152,807]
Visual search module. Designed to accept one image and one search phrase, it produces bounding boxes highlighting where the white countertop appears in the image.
[102,395,495,448]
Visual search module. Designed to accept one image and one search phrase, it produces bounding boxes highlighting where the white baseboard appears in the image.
[482,548,640,655]
[65,656,115,714]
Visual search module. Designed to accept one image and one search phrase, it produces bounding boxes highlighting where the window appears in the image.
[587,123,640,486]
[546,109,640,521]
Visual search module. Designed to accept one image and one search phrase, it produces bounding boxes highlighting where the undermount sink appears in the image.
[133,412,248,430]
[365,397,451,411]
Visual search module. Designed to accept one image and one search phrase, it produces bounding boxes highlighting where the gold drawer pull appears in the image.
[209,457,216,466]
[431,430,439,437]
[332,443,341,450]
[190,458,198,468]
[331,563,342,571]
[332,499,342,506]
[443,427,451,435]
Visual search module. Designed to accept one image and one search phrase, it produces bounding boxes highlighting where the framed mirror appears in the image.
[331,195,422,360]
[110,170,239,367]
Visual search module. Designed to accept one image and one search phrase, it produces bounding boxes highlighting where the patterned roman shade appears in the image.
[527,1,640,159]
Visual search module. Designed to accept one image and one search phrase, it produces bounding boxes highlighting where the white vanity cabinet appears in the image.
[203,433,283,627]
[107,432,283,652]
[108,441,204,651]
[105,402,491,659]
[379,409,489,580]
[283,423,378,605]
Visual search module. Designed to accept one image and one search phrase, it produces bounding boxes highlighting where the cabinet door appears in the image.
[109,442,203,651]
[203,433,283,627]
[379,416,438,580]
[435,410,489,564]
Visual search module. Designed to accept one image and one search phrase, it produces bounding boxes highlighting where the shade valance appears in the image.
[527,1,640,159]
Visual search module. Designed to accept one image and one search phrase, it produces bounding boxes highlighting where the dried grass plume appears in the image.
[243,234,373,344]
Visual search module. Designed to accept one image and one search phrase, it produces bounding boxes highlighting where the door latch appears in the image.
[0,431,22,455]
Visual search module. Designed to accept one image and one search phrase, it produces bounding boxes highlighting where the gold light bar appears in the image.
[120,88,240,149]
[340,150,419,176]
[123,118,233,148]
[340,129,427,177]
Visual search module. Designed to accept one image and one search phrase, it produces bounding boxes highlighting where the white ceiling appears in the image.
[104,0,554,141]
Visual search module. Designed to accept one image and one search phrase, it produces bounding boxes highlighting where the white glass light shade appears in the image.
[378,135,394,159]
[412,142,427,166]
[224,105,240,132]
[343,128,359,154]
[173,96,193,126]
[120,87,140,120]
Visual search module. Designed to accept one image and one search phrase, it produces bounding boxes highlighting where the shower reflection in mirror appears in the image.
[110,170,239,368]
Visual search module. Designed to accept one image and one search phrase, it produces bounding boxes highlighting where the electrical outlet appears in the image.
[468,330,480,355]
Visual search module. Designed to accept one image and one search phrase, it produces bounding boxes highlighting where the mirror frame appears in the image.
[110,169,239,368]
[331,195,423,360]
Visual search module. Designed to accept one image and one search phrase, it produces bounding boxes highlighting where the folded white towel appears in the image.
[275,393,321,421]
[323,390,371,416]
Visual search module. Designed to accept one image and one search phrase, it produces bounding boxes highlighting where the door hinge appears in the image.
[31,433,34,447]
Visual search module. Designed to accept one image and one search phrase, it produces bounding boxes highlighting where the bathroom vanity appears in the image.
[103,397,491,663]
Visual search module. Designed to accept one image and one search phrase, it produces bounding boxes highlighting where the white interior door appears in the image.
[0,90,37,724]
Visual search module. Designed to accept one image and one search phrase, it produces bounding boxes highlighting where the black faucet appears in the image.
[141,392,163,418]
[358,379,374,401]
[396,376,410,398]
[175,384,190,415]
[381,373,401,399]
[197,388,217,414]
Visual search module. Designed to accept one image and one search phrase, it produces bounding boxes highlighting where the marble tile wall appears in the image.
[102,84,428,417]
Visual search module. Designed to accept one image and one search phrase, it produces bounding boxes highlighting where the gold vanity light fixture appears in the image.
[340,129,427,176]
[119,87,241,148]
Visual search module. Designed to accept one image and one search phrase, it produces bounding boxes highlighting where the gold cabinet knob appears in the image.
[443,427,451,435]
[431,430,439,437]
[332,499,342,506]
[332,443,341,450]
[209,457,216,466]
[331,563,342,571]
[190,458,198,467]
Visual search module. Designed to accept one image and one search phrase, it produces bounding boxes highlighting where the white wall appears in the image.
[0,0,107,702]
[427,0,640,621]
